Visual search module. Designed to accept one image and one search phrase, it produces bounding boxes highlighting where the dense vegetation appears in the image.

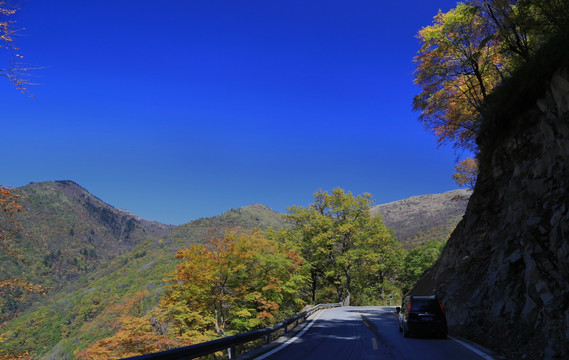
[0,183,449,359]
[286,189,404,305]
[0,181,170,327]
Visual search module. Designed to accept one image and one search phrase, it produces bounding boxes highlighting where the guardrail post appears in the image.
[228,345,236,359]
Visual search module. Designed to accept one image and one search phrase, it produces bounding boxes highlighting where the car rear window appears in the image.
[411,299,442,313]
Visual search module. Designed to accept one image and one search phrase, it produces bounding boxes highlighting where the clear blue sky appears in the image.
[2,0,467,225]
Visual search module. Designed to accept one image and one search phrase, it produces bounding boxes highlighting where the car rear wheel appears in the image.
[403,324,410,338]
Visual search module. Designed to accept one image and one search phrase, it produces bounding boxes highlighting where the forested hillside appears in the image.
[1,184,290,359]
[0,182,466,359]
[1,181,172,323]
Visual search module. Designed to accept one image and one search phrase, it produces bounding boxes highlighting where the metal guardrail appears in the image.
[121,302,342,360]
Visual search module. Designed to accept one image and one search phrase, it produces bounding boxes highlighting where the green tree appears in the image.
[286,188,403,305]
[399,240,446,294]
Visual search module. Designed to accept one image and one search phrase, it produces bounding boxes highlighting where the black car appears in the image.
[396,295,448,338]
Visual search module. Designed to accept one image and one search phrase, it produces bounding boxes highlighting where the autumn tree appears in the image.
[0,1,30,92]
[413,2,505,151]
[414,0,569,152]
[160,228,306,340]
[399,240,446,294]
[76,291,190,360]
[453,157,479,189]
[286,188,403,306]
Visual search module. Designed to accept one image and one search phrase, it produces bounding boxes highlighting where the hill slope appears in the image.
[1,195,289,359]
[1,181,173,320]
[371,189,471,248]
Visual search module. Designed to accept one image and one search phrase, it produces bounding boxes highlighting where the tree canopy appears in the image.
[161,228,307,338]
[414,0,569,152]
[453,157,479,189]
[286,188,403,305]
[413,2,505,152]
[399,240,446,294]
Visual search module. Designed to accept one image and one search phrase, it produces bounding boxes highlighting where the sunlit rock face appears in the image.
[412,68,569,360]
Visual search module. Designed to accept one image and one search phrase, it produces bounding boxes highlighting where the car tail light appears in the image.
[438,299,445,314]
[408,299,412,314]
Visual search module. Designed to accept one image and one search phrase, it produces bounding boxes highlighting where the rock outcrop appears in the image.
[412,67,569,359]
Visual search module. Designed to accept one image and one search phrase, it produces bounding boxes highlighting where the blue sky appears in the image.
[1,0,467,225]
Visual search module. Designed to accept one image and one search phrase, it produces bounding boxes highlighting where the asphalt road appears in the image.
[251,306,494,360]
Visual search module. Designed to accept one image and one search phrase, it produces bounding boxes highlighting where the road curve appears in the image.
[253,306,492,360]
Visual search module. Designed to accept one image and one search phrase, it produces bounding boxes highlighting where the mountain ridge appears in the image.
[371,189,471,248]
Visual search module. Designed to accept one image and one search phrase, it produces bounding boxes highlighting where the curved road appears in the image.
[253,306,492,360]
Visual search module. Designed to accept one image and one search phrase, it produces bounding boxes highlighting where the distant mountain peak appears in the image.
[241,203,279,213]
[371,189,472,248]
[54,179,80,186]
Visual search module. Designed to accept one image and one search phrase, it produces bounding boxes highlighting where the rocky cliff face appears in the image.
[412,68,569,359]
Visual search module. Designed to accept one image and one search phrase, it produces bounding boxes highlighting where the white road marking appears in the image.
[371,337,378,350]
[449,336,495,360]
[254,309,326,360]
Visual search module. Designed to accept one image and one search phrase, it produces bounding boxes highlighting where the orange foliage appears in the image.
[76,315,191,360]
[453,157,479,189]
[413,3,505,151]
[76,291,192,360]
[163,228,305,336]
[77,229,306,358]
[0,278,47,298]
[0,351,33,360]
[0,2,31,92]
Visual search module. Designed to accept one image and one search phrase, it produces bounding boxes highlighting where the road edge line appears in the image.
[252,309,325,360]
[449,335,496,360]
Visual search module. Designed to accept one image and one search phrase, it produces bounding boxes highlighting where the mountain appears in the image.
[1,184,289,359]
[163,203,288,248]
[0,181,174,324]
[371,189,471,248]
[411,51,569,358]
[3,180,172,285]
